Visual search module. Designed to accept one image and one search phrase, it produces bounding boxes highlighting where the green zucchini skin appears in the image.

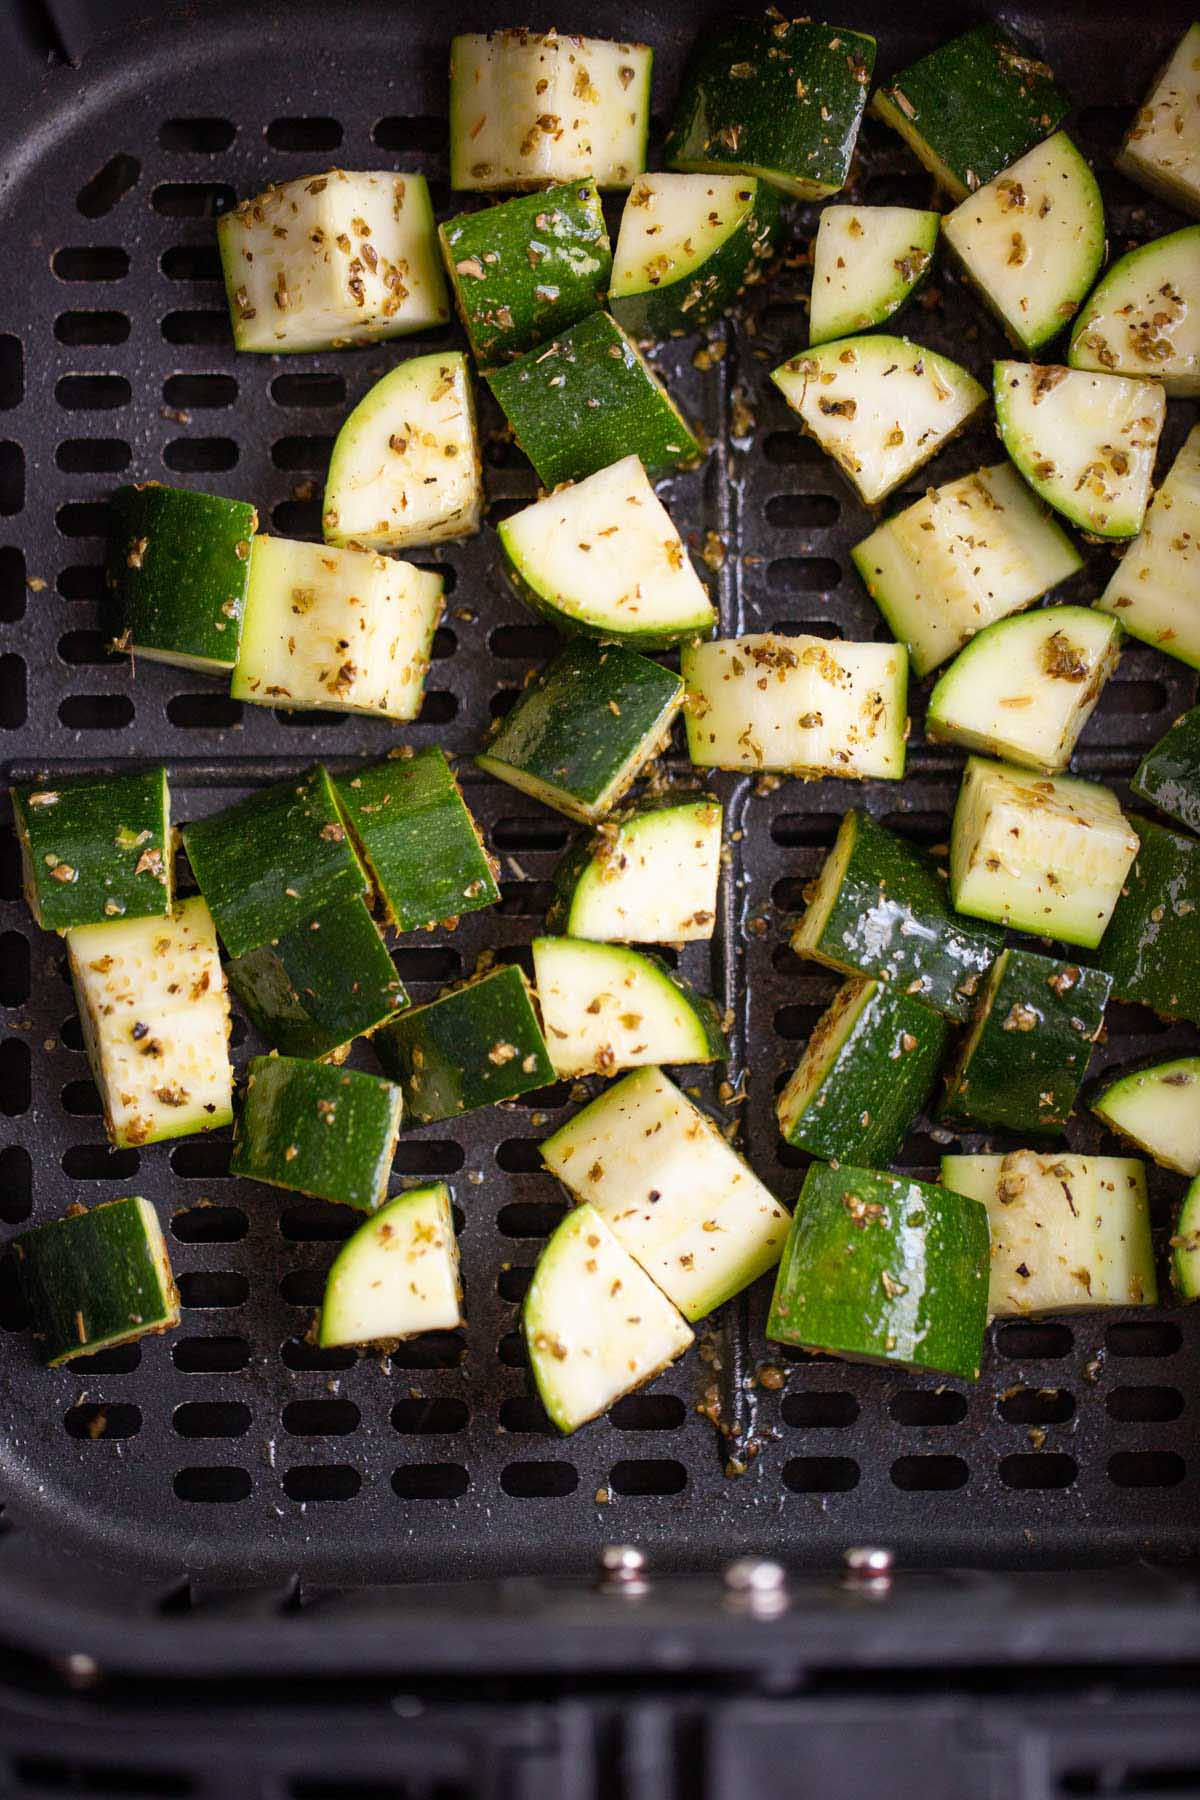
[485,311,702,487]
[372,964,554,1123]
[13,1197,179,1367]
[13,767,170,931]
[1132,707,1200,836]
[440,181,610,366]
[476,640,683,823]
[766,1164,990,1381]
[776,976,948,1165]
[106,484,257,671]
[663,18,875,198]
[608,175,781,336]
[941,948,1111,1134]
[1094,816,1200,1026]
[792,810,1003,1023]
[872,24,1068,202]
[226,897,407,1061]
[231,1056,403,1211]
[333,750,499,931]
[1173,1177,1200,1302]
[183,767,368,960]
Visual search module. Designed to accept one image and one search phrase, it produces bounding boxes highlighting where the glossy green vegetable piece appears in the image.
[1132,707,1200,836]
[13,767,170,931]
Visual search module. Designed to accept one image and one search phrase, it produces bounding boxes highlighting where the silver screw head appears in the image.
[596,1543,649,1594]
[842,1545,894,1590]
[723,1558,789,1614]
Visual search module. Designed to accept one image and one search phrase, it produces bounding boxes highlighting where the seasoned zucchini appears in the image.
[1132,706,1200,834]
[318,1183,463,1349]
[1172,1178,1200,1302]
[1069,227,1200,396]
[1094,815,1200,1026]
[13,767,171,931]
[1092,1058,1200,1177]
[372,963,554,1123]
[12,1197,179,1368]
[545,796,722,943]
[1116,23,1200,216]
[106,484,256,673]
[1096,424,1200,669]
[531,936,726,1077]
[231,1057,403,1212]
[808,204,939,346]
[609,173,780,335]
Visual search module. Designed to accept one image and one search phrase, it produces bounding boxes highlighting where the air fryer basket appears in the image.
[0,0,1196,1681]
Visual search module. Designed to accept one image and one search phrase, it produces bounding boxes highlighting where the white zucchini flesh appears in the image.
[770,334,987,505]
[1096,422,1200,669]
[523,1204,693,1434]
[926,606,1122,773]
[681,633,907,779]
[808,205,939,346]
[67,896,233,1150]
[1116,23,1200,216]
[1091,1058,1200,1177]
[994,362,1166,539]
[217,171,450,353]
[540,1066,790,1320]
[233,536,444,720]
[450,31,651,191]
[942,133,1104,353]
[497,455,715,644]
[1175,1178,1200,1301]
[851,461,1082,678]
[559,800,723,943]
[941,1151,1156,1316]
[1069,227,1200,397]
[318,1183,463,1349]
[323,352,482,552]
[611,173,768,304]
[532,936,723,1078]
[949,756,1140,947]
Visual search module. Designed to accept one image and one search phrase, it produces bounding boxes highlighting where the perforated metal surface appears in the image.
[0,0,1196,1591]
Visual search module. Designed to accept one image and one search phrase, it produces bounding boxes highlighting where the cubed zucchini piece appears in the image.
[1092,1057,1200,1177]
[13,1197,179,1368]
[1116,24,1200,216]
[1132,706,1200,835]
[372,963,554,1124]
[1096,424,1200,668]
[67,896,233,1149]
[808,204,939,346]
[681,633,907,780]
[949,757,1139,948]
[609,173,780,335]
[1069,227,1200,397]
[545,795,722,943]
[106,483,256,673]
[531,936,726,1078]
[318,1183,463,1349]
[1172,1177,1200,1302]
[776,976,948,1165]
[217,170,449,353]
[767,1163,990,1380]
[1094,816,1200,1026]
[231,1056,403,1211]
[541,1066,790,1321]
[13,767,171,931]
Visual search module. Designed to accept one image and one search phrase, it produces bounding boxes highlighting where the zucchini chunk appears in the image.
[13,1197,179,1368]
[1095,424,1200,668]
[13,767,171,931]
[941,133,1104,354]
[1173,1178,1200,1302]
[439,180,610,366]
[776,976,948,1165]
[67,896,233,1150]
[531,936,726,1078]
[497,455,716,649]
[323,352,482,552]
[942,1151,1156,1315]
[545,796,722,943]
[767,1163,990,1380]
[541,1066,790,1320]
[182,767,368,960]
[994,362,1165,539]
[226,896,407,1062]
[106,484,256,673]
[1116,23,1200,216]
[792,809,1002,1023]
[523,1204,693,1434]
[373,964,554,1124]
[871,23,1068,202]
[332,749,499,931]
[318,1183,463,1350]
[663,18,875,199]
[232,536,443,721]
[1094,816,1200,1026]
[231,1057,403,1212]
[487,311,702,488]
[1092,1057,1200,1177]
[949,757,1139,948]
[926,606,1122,773]
[681,633,907,780]
[217,171,449,353]
[771,335,987,506]
[449,30,652,192]
[808,205,939,346]
[941,948,1111,1134]
[609,173,780,336]
[1069,227,1200,397]
[476,639,682,823]
[1132,705,1200,834]
[851,462,1082,679]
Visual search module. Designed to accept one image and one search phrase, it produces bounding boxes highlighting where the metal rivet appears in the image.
[596,1543,649,1596]
[723,1558,788,1615]
[842,1545,894,1593]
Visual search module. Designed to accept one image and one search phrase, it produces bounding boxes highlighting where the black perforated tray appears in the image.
[0,0,1196,1618]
